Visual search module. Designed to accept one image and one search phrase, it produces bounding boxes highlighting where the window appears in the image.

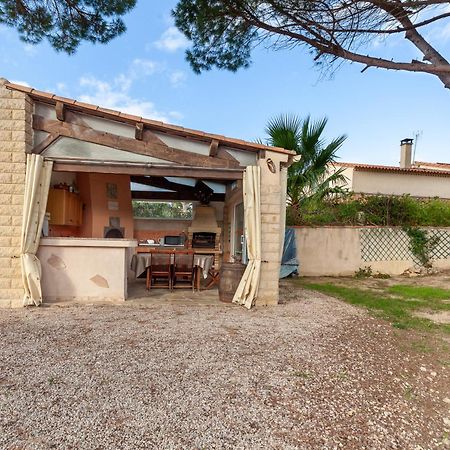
[132,201,193,219]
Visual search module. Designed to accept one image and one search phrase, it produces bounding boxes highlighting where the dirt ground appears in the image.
[1,282,449,449]
[300,270,450,326]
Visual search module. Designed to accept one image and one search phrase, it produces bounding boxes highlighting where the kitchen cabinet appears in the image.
[46,189,83,226]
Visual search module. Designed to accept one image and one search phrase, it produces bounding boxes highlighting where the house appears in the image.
[0,78,294,308]
[332,139,450,199]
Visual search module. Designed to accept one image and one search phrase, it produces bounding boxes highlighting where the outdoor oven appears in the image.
[188,205,221,250]
[192,232,216,248]
[104,217,125,239]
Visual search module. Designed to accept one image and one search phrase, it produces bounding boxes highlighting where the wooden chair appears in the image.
[172,252,195,291]
[146,252,172,290]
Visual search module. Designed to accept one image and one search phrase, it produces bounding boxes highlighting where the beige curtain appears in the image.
[21,154,53,306]
[279,166,288,259]
[233,166,261,309]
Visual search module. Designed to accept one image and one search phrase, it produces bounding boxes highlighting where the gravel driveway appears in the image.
[1,282,449,449]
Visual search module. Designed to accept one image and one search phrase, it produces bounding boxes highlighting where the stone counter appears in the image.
[38,238,137,303]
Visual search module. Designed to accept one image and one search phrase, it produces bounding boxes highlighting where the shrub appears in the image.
[288,195,450,227]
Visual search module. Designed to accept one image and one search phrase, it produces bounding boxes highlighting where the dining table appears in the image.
[130,248,216,290]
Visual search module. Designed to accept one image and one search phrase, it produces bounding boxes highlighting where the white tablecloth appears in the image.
[131,253,214,279]
[194,255,214,279]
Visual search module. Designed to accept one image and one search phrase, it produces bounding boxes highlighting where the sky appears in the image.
[1,1,450,166]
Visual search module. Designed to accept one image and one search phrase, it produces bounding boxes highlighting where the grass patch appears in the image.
[387,285,450,309]
[297,281,450,334]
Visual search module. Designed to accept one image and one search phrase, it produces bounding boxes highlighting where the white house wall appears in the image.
[353,171,450,198]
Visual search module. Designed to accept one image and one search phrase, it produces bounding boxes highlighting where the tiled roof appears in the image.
[5,82,295,156]
[334,161,450,177]
[414,161,450,170]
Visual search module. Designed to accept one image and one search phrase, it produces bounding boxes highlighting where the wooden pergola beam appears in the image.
[29,133,59,154]
[55,102,65,121]
[135,123,144,140]
[209,139,219,157]
[33,115,241,169]
[131,190,225,202]
[52,162,243,180]
[131,175,196,194]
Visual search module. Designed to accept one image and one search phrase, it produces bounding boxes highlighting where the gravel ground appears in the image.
[1,282,449,449]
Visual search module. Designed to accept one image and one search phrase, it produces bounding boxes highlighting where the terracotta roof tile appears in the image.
[6,83,33,94]
[31,89,55,100]
[119,112,142,122]
[334,161,450,177]
[97,106,122,116]
[73,101,99,111]
[414,161,450,170]
[5,81,293,155]
[53,95,77,105]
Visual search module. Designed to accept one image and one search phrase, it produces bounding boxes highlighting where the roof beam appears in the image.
[29,133,59,154]
[135,123,144,141]
[131,190,225,202]
[55,102,65,121]
[33,115,241,169]
[131,175,196,193]
[209,139,219,157]
[52,162,243,180]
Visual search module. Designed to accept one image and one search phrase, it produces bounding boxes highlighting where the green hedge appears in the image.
[287,195,450,227]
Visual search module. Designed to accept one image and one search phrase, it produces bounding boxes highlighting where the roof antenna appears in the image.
[412,130,423,164]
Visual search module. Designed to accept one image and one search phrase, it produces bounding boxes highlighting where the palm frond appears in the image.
[263,113,347,209]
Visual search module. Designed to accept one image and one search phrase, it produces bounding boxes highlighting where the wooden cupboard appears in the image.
[46,189,83,226]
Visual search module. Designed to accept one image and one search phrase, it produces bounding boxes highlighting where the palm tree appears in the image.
[264,114,348,209]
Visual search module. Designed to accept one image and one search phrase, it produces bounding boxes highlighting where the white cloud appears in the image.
[10,80,30,87]
[23,44,37,55]
[427,20,450,44]
[154,26,189,52]
[78,76,173,121]
[54,82,69,95]
[169,70,187,87]
[76,58,182,122]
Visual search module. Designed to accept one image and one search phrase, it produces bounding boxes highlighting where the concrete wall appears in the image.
[38,238,132,302]
[0,80,29,307]
[293,226,450,276]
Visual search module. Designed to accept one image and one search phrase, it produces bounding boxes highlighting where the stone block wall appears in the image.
[0,79,31,307]
[256,152,289,306]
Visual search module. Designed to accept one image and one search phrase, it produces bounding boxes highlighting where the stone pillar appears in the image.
[256,151,289,306]
[0,79,31,307]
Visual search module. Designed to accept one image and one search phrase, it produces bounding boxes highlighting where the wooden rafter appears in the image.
[135,123,144,140]
[29,133,59,154]
[132,176,222,203]
[55,102,65,121]
[52,162,243,180]
[33,115,241,169]
[209,139,219,157]
[131,190,225,202]
[132,175,195,193]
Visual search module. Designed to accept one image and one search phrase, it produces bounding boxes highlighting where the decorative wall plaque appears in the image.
[106,183,118,199]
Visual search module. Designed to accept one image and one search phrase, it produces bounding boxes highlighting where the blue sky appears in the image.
[1,1,449,166]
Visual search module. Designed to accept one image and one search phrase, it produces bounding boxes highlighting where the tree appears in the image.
[173,0,450,88]
[0,0,136,53]
[263,114,347,209]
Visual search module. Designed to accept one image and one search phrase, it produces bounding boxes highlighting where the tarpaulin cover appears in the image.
[280,228,299,279]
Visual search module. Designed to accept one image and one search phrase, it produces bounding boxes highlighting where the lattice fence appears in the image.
[360,228,450,263]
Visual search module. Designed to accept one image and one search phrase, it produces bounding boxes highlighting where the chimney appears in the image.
[400,138,413,168]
